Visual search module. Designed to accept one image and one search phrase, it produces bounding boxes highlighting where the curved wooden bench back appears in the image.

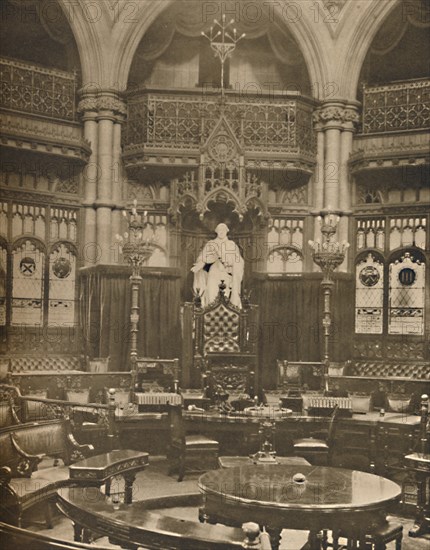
[0,419,93,476]
[0,520,112,549]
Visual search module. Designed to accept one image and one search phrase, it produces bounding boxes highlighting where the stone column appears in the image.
[312,101,359,271]
[79,90,127,265]
[111,114,125,263]
[96,96,115,264]
[94,92,126,264]
[77,93,98,265]
[338,103,359,270]
[312,123,325,246]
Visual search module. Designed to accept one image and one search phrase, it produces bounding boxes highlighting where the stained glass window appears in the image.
[389,252,425,335]
[48,243,76,326]
[355,253,384,334]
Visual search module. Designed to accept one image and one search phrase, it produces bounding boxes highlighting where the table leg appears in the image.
[358,532,367,549]
[369,425,376,474]
[124,473,136,504]
[82,528,93,544]
[72,521,83,542]
[308,530,322,550]
[198,507,217,525]
[409,474,430,537]
[266,527,281,550]
[331,529,341,550]
[321,529,328,550]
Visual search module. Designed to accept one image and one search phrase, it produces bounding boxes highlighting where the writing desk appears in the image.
[115,410,420,474]
[69,449,149,506]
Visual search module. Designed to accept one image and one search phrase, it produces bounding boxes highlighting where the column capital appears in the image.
[313,100,360,131]
[77,89,127,122]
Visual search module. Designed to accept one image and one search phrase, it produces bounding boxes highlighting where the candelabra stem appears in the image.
[309,214,348,395]
[129,270,142,364]
[321,281,333,393]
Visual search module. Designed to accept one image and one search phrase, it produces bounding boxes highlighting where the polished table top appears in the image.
[199,464,400,510]
[116,408,420,426]
[57,487,248,549]
[199,464,401,536]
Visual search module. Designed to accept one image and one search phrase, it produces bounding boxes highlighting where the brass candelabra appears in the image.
[116,200,155,366]
[309,212,349,392]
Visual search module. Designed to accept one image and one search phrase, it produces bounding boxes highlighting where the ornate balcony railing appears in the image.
[0,57,77,121]
[123,89,316,157]
[362,78,430,134]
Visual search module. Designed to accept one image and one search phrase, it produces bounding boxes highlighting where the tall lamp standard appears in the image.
[308,212,349,393]
[116,200,154,374]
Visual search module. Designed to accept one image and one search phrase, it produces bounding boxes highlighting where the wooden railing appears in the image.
[0,57,77,121]
[362,78,430,134]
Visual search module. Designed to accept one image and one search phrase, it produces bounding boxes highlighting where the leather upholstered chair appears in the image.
[167,404,219,482]
[293,405,339,465]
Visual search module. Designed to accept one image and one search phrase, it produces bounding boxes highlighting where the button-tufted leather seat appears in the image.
[347,361,430,379]
[9,356,82,373]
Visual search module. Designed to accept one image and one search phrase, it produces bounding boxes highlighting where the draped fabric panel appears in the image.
[137,0,302,66]
[252,275,354,389]
[79,268,181,372]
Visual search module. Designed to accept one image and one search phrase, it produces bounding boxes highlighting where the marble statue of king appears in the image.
[191,223,244,308]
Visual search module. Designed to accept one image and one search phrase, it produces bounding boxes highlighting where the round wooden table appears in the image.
[198,464,401,550]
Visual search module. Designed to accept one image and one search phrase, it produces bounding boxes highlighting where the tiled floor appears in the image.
[29,457,430,550]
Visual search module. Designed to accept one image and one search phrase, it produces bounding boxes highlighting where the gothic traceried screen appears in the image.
[0,246,6,326]
[12,240,44,326]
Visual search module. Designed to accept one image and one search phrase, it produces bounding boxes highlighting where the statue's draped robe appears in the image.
[193,237,244,308]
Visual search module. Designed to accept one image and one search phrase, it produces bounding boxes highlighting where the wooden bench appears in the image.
[0,419,94,527]
[0,520,114,549]
[0,419,94,477]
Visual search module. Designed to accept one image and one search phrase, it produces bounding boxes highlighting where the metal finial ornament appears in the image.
[201,14,245,100]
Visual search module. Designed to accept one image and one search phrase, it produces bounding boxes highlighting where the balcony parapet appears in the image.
[122,87,317,171]
[0,57,77,122]
[361,78,429,135]
[350,130,430,173]
[0,110,91,162]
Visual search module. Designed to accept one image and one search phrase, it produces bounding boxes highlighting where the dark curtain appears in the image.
[79,268,181,371]
[252,275,354,388]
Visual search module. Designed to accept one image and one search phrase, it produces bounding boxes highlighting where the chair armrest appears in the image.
[10,434,44,476]
[10,406,21,425]
[10,434,45,461]
[0,466,13,486]
[66,432,94,460]
[0,466,20,515]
